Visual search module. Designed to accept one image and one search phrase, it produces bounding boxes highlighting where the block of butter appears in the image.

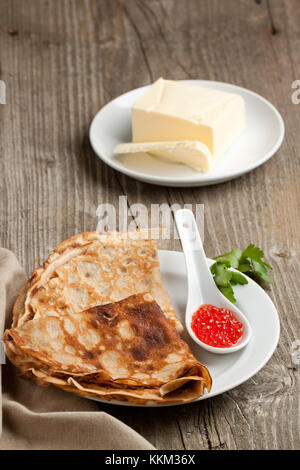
[114,141,212,172]
[132,78,245,160]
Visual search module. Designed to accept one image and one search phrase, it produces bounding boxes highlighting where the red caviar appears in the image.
[191,304,244,348]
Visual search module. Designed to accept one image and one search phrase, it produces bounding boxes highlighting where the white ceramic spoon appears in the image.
[175,209,252,354]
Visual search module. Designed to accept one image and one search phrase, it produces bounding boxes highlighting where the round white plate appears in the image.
[90,250,280,407]
[89,80,284,187]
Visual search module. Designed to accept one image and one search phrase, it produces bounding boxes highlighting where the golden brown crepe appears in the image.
[5,293,212,404]
[5,230,212,404]
[13,230,183,333]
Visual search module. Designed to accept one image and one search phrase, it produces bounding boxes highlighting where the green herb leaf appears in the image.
[241,244,273,270]
[214,249,242,269]
[238,260,251,272]
[211,261,233,287]
[211,243,273,303]
[230,272,248,285]
[219,285,236,303]
[252,260,273,284]
[241,244,264,261]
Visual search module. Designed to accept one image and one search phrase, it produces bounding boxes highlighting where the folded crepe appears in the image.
[13,230,183,333]
[5,293,212,404]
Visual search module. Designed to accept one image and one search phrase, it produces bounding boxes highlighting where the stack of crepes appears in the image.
[4,231,212,405]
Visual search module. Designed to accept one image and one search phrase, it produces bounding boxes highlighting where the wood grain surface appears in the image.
[0,0,299,450]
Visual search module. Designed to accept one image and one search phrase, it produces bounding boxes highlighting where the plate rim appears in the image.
[89,80,285,187]
[88,249,280,407]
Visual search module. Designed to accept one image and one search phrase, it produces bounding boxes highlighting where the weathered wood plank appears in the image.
[0,0,299,450]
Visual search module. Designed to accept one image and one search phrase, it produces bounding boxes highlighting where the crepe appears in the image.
[13,230,183,333]
[5,230,212,404]
[5,293,212,404]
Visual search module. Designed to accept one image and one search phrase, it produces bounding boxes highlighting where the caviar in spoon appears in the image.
[191,304,244,348]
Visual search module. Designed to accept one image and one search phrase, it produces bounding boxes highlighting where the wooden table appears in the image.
[0,0,299,450]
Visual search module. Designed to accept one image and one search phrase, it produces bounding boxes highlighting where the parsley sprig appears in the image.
[211,244,273,303]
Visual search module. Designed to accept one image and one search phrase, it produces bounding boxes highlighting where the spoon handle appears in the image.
[175,209,252,354]
[175,209,216,305]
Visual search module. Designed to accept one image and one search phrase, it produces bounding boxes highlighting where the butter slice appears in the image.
[132,78,245,159]
[114,141,212,172]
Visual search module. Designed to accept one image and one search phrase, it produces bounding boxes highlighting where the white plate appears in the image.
[90,250,280,407]
[89,80,284,187]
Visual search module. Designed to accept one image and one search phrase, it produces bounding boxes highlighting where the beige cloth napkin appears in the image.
[0,248,154,450]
